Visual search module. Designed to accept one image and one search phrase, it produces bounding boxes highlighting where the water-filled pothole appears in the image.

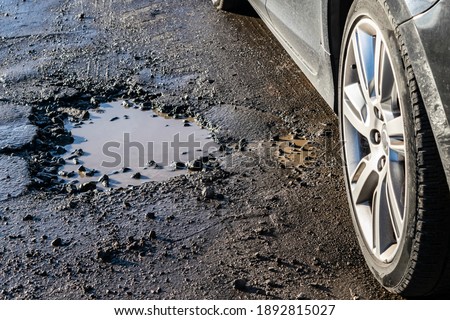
[275,134,316,168]
[59,101,218,189]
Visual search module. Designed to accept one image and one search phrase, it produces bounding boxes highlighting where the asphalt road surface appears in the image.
[0,0,401,299]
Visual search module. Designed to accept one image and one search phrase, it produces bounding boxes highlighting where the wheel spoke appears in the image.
[372,188,382,256]
[386,166,404,239]
[343,84,370,138]
[374,33,383,99]
[386,116,404,137]
[352,29,374,99]
[350,156,379,204]
[372,170,391,258]
[374,37,395,102]
[386,116,405,157]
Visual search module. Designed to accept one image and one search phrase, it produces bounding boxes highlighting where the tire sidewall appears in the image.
[338,0,417,291]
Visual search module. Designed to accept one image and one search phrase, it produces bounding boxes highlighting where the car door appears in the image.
[265,0,324,76]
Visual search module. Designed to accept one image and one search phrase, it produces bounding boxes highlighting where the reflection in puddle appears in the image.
[275,134,315,168]
[60,101,218,189]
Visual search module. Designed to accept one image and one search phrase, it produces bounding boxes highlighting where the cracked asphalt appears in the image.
[0,0,401,299]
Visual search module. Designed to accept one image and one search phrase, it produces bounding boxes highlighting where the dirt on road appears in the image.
[0,0,400,299]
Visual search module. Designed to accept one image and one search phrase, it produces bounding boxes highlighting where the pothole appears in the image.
[274,134,316,168]
[58,100,219,190]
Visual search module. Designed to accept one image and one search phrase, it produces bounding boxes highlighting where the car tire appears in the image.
[211,0,241,11]
[339,0,450,296]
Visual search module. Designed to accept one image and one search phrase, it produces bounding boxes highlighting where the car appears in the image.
[211,0,450,296]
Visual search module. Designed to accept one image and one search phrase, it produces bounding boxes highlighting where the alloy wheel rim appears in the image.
[342,18,407,263]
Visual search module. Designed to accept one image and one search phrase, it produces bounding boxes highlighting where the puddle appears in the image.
[220,134,316,172]
[275,134,316,168]
[59,101,218,189]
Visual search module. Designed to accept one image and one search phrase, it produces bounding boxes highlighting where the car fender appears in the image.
[383,0,439,23]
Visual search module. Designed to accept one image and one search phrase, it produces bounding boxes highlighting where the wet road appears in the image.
[0,0,399,299]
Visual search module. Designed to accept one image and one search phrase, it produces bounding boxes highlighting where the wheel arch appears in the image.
[327,0,439,113]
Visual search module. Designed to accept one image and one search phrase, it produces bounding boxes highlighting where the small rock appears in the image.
[98,174,109,183]
[187,159,203,171]
[66,184,77,194]
[149,230,157,239]
[146,212,156,219]
[140,102,152,111]
[78,181,97,192]
[23,214,34,221]
[122,100,132,108]
[110,117,120,122]
[90,96,106,106]
[98,174,109,187]
[151,287,161,294]
[123,202,131,209]
[66,155,78,161]
[58,171,69,177]
[69,201,77,209]
[131,172,141,179]
[97,249,114,262]
[202,187,215,199]
[72,149,84,156]
[55,134,74,146]
[51,238,63,247]
[85,169,96,177]
[55,146,66,154]
[171,162,185,170]
[122,167,131,173]
[265,280,277,288]
[233,279,247,291]
[80,110,90,120]
[78,165,86,172]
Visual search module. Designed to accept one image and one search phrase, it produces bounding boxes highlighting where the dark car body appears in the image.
[247,0,450,190]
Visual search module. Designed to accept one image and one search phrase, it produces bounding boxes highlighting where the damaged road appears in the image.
[0,0,401,299]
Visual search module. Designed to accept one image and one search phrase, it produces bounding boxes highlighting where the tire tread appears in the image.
[384,0,450,296]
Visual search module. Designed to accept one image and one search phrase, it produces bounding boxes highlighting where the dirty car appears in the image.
[212,0,450,296]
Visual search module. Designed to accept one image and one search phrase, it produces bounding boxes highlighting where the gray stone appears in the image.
[0,155,29,201]
[202,186,215,199]
[0,104,36,150]
[78,181,97,192]
[233,279,247,291]
[187,159,203,171]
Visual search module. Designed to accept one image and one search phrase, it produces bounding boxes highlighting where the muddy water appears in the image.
[276,134,316,168]
[61,101,218,188]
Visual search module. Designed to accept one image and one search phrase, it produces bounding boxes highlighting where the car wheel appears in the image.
[211,0,240,11]
[339,0,450,296]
